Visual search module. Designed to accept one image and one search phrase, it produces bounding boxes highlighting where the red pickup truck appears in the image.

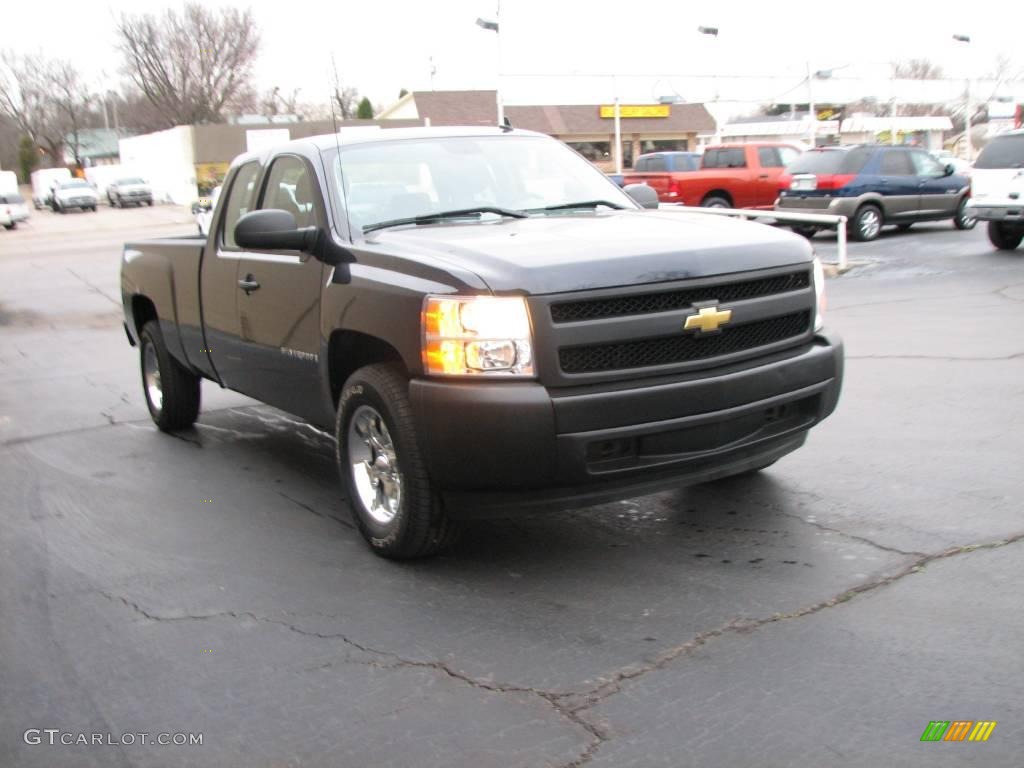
[622,143,802,209]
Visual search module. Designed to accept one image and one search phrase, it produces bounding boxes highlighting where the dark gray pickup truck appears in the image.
[121,127,843,558]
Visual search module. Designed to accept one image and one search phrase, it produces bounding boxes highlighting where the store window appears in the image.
[640,139,689,154]
[567,142,612,162]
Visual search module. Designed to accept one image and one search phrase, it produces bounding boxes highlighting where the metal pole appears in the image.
[614,90,622,174]
[806,62,815,147]
[496,1,503,126]
[891,87,898,145]
[836,216,848,271]
[964,76,972,160]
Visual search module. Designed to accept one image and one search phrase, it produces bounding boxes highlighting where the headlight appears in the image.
[812,257,826,332]
[422,296,535,377]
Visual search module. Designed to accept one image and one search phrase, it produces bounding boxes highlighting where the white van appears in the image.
[968,130,1024,251]
[30,168,73,209]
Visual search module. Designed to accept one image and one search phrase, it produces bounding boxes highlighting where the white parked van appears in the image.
[30,168,73,209]
[968,130,1024,251]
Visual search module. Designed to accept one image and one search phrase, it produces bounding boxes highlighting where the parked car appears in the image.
[108,177,153,207]
[196,185,221,235]
[51,179,99,213]
[622,143,802,209]
[120,127,843,559]
[0,193,30,229]
[965,129,1024,251]
[30,168,72,209]
[776,144,974,241]
[930,150,971,176]
[634,151,702,173]
[0,170,18,197]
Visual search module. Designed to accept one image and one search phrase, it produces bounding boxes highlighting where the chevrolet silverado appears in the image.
[121,127,843,559]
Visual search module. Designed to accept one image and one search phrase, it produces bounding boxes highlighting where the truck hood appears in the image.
[366,210,813,295]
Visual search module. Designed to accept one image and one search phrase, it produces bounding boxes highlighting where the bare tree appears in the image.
[117,3,261,127]
[0,51,94,166]
[332,84,359,120]
[891,59,944,80]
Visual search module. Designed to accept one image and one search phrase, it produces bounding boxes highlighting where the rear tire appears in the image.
[953,198,976,230]
[850,204,883,242]
[987,222,1024,251]
[336,363,457,559]
[701,195,731,209]
[139,320,201,432]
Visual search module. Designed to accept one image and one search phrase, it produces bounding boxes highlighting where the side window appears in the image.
[724,148,747,168]
[647,155,668,172]
[260,156,320,229]
[879,150,914,175]
[221,162,261,250]
[635,157,648,172]
[758,147,783,168]
[911,151,944,176]
[702,150,720,169]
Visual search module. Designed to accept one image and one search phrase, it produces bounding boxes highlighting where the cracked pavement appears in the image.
[1,208,1022,766]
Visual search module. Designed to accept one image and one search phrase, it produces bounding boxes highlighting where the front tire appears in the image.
[987,221,1023,251]
[953,198,976,230]
[851,204,883,242]
[336,363,456,559]
[139,321,200,432]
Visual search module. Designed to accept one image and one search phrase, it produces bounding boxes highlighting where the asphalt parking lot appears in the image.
[1,205,1022,767]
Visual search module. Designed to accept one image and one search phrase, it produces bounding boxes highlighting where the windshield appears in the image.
[329,135,636,234]
[61,180,90,189]
[118,177,145,185]
[1,194,24,204]
[786,147,870,175]
[974,135,1024,169]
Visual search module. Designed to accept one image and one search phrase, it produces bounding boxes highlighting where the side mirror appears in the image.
[235,209,319,252]
[943,163,956,177]
[623,183,660,209]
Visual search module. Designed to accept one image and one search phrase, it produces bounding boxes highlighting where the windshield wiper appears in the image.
[363,206,527,234]
[538,200,626,212]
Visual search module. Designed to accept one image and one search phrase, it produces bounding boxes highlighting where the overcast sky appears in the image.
[4,0,1022,114]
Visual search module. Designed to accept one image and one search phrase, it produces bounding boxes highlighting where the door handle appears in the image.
[238,275,260,294]
[759,174,769,179]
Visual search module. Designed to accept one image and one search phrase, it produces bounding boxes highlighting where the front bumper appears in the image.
[410,332,843,517]
[967,203,1024,223]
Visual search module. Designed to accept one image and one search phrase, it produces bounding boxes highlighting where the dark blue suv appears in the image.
[775,144,975,241]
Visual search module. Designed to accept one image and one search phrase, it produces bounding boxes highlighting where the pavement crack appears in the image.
[275,490,354,530]
[93,534,1023,768]
[65,267,122,307]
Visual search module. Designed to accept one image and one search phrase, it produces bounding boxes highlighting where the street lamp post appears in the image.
[953,34,972,160]
[476,6,503,126]
[698,26,720,145]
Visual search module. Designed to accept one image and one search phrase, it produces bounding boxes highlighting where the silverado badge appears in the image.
[683,305,732,334]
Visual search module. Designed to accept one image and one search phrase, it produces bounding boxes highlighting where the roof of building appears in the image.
[381,90,716,134]
[840,115,953,133]
[65,128,120,159]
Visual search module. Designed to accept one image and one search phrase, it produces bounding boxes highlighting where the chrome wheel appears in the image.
[347,405,402,524]
[956,202,976,230]
[858,208,881,240]
[142,342,163,413]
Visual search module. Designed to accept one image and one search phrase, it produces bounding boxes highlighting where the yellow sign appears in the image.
[599,105,671,119]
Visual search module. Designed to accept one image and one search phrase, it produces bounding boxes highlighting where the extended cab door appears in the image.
[200,160,262,387]
[754,146,800,209]
[232,155,327,423]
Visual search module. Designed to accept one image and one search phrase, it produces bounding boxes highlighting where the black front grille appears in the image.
[550,270,810,323]
[559,311,811,374]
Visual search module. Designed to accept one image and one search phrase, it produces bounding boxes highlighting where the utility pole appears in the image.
[953,34,972,160]
[806,61,816,147]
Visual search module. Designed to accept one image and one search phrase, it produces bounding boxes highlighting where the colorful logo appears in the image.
[920,721,997,742]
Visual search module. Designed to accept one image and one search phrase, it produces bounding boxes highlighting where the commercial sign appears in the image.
[599,105,671,119]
